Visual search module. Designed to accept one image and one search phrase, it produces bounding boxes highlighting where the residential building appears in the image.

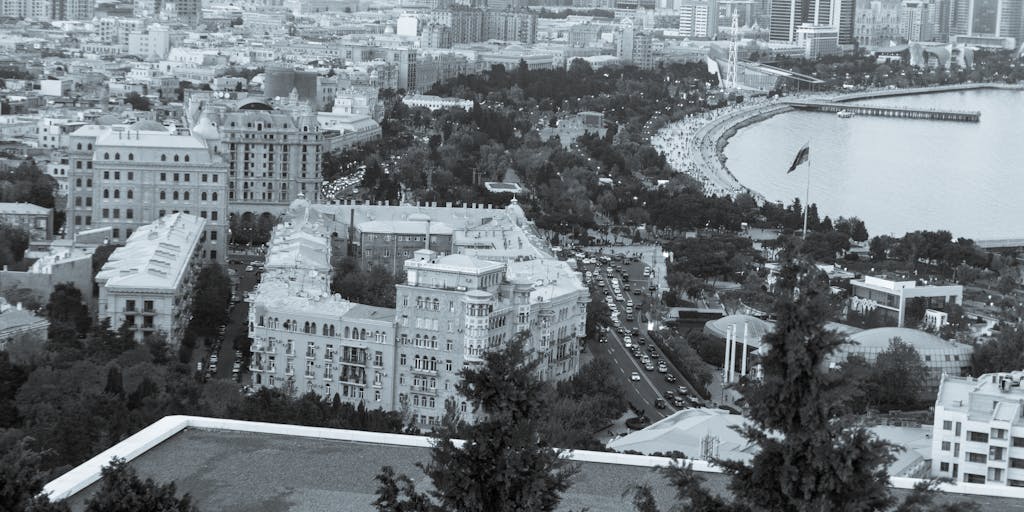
[247,197,398,409]
[770,0,834,42]
[190,94,323,218]
[66,122,228,261]
[0,243,96,313]
[850,275,963,327]
[568,22,604,46]
[678,0,719,38]
[95,213,207,346]
[615,18,655,69]
[796,23,842,56]
[855,0,902,46]
[829,0,859,45]
[421,22,453,48]
[0,202,52,240]
[427,7,485,44]
[932,370,1024,485]
[901,0,936,40]
[354,216,455,274]
[483,8,539,44]
[0,297,48,352]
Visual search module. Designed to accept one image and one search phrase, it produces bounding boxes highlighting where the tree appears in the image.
[83,457,198,512]
[630,263,976,512]
[0,438,70,512]
[971,326,1024,375]
[869,337,930,411]
[374,333,578,512]
[0,223,30,266]
[123,92,152,111]
[45,283,91,336]
[190,264,232,336]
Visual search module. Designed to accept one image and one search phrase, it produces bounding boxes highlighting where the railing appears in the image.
[410,366,438,376]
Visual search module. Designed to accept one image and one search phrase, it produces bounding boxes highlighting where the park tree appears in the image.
[374,333,578,512]
[971,325,1024,375]
[0,223,30,267]
[629,263,978,512]
[190,264,232,336]
[0,438,70,512]
[82,458,198,512]
[869,338,930,411]
[45,283,91,336]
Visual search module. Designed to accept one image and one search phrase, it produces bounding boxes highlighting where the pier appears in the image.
[783,99,981,122]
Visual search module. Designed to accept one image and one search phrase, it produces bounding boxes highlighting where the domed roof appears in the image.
[289,192,310,213]
[129,120,167,132]
[703,314,773,348]
[191,114,220,140]
[849,327,958,352]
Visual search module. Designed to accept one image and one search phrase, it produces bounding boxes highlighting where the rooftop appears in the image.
[45,416,1024,512]
[848,327,971,352]
[0,299,48,333]
[94,129,208,150]
[95,213,206,291]
[357,220,454,236]
[0,202,51,215]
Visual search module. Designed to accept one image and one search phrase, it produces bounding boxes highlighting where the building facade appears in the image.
[678,0,719,38]
[850,275,963,327]
[95,213,207,346]
[0,202,52,241]
[770,0,834,42]
[932,371,1024,485]
[615,18,655,69]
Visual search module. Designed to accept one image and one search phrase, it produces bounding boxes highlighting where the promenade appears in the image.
[650,83,1024,203]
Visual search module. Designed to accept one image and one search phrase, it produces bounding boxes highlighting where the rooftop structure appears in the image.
[836,327,973,389]
[850,275,963,328]
[0,297,48,352]
[44,415,1024,511]
[95,213,207,345]
[932,371,1024,486]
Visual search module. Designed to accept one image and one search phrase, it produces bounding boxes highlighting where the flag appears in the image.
[787,144,809,173]
[706,57,720,77]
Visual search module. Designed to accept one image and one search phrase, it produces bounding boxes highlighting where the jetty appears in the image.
[782,99,981,122]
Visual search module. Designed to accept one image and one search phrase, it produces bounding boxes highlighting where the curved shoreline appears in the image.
[656,82,1024,206]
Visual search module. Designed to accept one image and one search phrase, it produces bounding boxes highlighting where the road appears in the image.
[195,249,263,385]
[578,252,703,423]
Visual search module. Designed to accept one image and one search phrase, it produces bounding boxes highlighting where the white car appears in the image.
[623,335,632,344]
[624,340,632,348]
[630,372,641,382]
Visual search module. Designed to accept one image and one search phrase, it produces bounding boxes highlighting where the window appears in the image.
[173,155,179,162]
[374,351,383,366]
[127,189,133,199]
[400,354,407,366]
[992,428,1007,440]
[968,431,989,443]
[202,174,208,182]
[113,189,119,199]
[940,462,949,472]
[160,191,166,200]
[103,189,109,198]
[211,211,217,221]
[160,172,166,181]
[446,360,452,371]
[128,172,133,180]
[1011,458,1024,469]
[184,155,190,163]
[943,420,953,430]
[112,228,119,238]
[125,300,136,311]
[941,441,950,451]
[1013,437,1024,448]
[202,192,207,201]
[161,154,167,161]
[113,209,119,219]
[184,192,190,201]
[126,209,133,219]
[102,208,109,218]
[210,230,217,241]
[966,452,987,463]
[144,300,154,312]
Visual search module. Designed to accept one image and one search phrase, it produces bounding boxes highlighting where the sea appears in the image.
[722,89,1024,241]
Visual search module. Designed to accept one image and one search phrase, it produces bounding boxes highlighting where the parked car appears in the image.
[664,374,677,383]
[655,398,667,409]
[630,372,641,382]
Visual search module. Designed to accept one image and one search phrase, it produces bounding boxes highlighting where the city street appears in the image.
[578,252,702,423]
[195,250,263,385]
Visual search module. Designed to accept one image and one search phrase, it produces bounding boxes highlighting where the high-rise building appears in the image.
[796,22,842,56]
[854,0,902,46]
[831,0,858,44]
[900,0,936,40]
[679,0,719,38]
[947,0,1024,45]
[615,18,655,69]
[769,0,833,42]
[483,8,538,44]
[96,213,207,346]
[66,123,229,262]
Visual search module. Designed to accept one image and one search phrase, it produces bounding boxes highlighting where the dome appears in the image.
[191,114,220,141]
[289,193,310,213]
[848,327,955,352]
[129,120,167,132]
[703,314,773,348]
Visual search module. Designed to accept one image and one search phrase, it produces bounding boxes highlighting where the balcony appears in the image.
[410,386,437,396]
[410,366,438,376]
[249,362,263,372]
[339,376,365,385]
[340,356,366,366]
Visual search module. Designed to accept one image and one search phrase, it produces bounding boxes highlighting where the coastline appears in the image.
[657,82,1024,208]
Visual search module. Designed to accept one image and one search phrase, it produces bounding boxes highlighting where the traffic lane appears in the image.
[210,256,260,381]
[603,320,681,421]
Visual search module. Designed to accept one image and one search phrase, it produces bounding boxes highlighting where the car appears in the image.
[630,372,641,382]
[209,363,217,372]
[655,398,667,409]
[637,337,646,345]
[633,289,642,296]
[617,327,626,335]
[650,352,659,359]
[599,337,608,344]
[678,386,689,395]
[664,374,677,383]
[624,340,632,348]
[649,285,657,291]
[623,335,632,344]
[648,346,657,353]
[658,363,668,373]
[665,390,675,399]
[645,362,655,371]
[210,354,218,363]
[626,300,634,307]
[245,265,254,272]
[673,398,686,408]
[632,328,640,336]
[196,361,203,372]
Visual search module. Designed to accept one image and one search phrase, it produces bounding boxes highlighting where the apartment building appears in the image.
[247,197,398,409]
[66,122,228,262]
[932,371,1024,486]
[95,213,207,345]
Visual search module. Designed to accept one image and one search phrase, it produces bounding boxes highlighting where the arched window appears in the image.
[432,299,439,311]
[128,153,134,161]
[201,192,207,201]
[76,143,82,150]
[87,143,92,150]
[113,190,120,199]
[322,324,328,336]
[172,191,179,200]
[161,154,167,161]
[310,322,316,334]
[360,329,367,340]
[127,189,133,199]
[183,192,190,201]
[329,325,335,337]
[344,326,350,338]
[103,189,109,198]
[173,155,179,162]
[103,152,109,159]
[160,191,166,200]
[184,154,190,162]
[212,192,218,201]
[114,153,120,160]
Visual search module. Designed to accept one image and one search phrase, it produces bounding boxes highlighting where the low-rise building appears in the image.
[850,275,963,328]
[796,24,842,59]
[95,213,207,346]
[0,202,52,240]
[932,371,1024,485]
[401,94,473,111]
[0,243,96,313]
[0,297,48,352]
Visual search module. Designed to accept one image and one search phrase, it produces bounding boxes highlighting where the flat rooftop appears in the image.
[46,417,1024,512]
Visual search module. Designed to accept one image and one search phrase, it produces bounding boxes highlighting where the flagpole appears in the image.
[802,143,810,240]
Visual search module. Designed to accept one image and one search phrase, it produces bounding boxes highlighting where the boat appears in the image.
[836,110,855,119]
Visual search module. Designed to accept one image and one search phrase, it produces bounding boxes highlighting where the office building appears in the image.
[568,22,604,47]
[95,213,207,346]
[932,370,1024,485]
[947,0,1024,46]
[247,197,398,408]
[850,275,963,328]
[796,23,842,56]
[66,122,228,262]
[770,0,833,42]
[831,0,858,44]
[900,0,937,40]
[679,0,719,38]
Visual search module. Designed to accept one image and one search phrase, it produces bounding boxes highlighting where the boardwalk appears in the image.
[783,99,981,122]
